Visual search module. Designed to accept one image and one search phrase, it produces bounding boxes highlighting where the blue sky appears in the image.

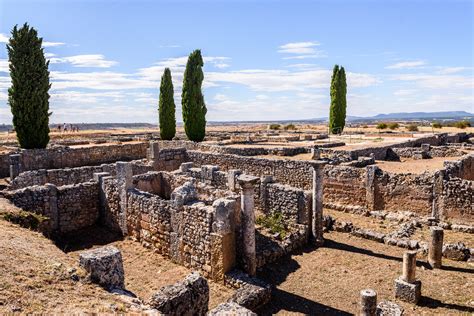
[0,0,473,123]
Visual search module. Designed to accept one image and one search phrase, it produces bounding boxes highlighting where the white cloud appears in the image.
[0,33,8,43]
[44,52,57,58]
[50,54,118,68]
[0,59,9,73]
[391,73,473,90]
[393,89,417,96]
[278,41,327,59]
[385,60,426,69]
[435,67,472,75]
[278,41,320,54]
[256,94,269,100]
[42,41,65,47]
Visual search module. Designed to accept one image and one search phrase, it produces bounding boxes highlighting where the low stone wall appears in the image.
[393,146,465,159]
[2,181,100,234]
[444,154,474,181]
[2,142,148,177]
[187,151,313,189]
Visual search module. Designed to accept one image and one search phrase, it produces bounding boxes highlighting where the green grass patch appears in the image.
[2,211,48,230]
[256,211,288,239]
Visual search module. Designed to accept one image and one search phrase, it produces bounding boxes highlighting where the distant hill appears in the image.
[370,111,473,120]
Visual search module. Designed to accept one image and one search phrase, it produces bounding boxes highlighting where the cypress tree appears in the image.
[329,65,340,134]
[328,64,347,134]
[158,68,176,140]
[338,66,347,132]
[7,23,51,149]
[182,49,207,142]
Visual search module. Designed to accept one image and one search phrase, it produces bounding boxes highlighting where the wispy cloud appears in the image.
[0,33,8,43]
[42,41,66,47]
[278,41,327,59]
[278,41,320,54]
[385,60,426,69]
[0,59,9,73]
[50,54,118,68]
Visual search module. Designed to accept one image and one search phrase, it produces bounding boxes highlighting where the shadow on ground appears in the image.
[54,225,123,252]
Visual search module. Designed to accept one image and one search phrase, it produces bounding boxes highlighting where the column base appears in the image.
[394,278,421,304]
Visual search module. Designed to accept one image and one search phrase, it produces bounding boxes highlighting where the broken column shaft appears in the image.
[395,250,421,304]
[359,289,377,316]
[402,251,417,283]
[237,174,260,276]
[428,226,444,268]
[311,161,326,246]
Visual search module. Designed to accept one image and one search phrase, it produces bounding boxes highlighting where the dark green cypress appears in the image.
[329,65,340,134]
[7,23,51,149]
[182,49,207,142]
[158,68,176,140]
[329,64,347,134]
[337,67,347,132]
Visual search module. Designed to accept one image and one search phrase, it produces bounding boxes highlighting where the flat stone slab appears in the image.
[377,300,404,316]
[237,174,260,185]
[208,302,256,315]
[79,246,125,290]
[394,278,421,304]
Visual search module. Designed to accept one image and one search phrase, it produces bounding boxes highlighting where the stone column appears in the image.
[227,169,242,191]
[260,175,273,213]
[94,172,111,225]
[237,174,260,276]
[428,227,444,268]
[402,251,417,283]
[431,169,445,220]
[149,141,160,168]
[45,183,59,232]
[365,165,379,211]
[116,162,132,236]
[395,250,421,304]
[359,289,377,316]
[310,146,321,160]
[9,154,21,180]
[311,161,326,246]
[421,143,430,152]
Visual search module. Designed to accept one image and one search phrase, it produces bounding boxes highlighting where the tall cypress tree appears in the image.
[182,49,207,142]
[158,68,176,140]
[7,23,51,149]
[338,66,347,132]
[329,65,340,134]
[328,64,347,134]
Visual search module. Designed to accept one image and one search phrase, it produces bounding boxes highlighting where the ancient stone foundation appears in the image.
[394,251,421,304]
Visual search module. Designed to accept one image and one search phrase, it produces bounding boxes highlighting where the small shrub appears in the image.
[406,124,418,132]
[284,124,296,130]
[268,124,281,130]
[2,211,48,230]
[376,123,388,129]
[362,125,368,128]
[256,212,288,239]
[432,122,443,129]
[387,122,399,130]
[453,120,471,129]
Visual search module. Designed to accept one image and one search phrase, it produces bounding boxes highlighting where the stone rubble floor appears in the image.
[325,208,474,248]
[258,231,473,315]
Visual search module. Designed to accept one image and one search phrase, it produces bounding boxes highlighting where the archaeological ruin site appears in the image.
[0,128,472,315]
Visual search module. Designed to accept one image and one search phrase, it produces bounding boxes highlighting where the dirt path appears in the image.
[258,232,474,315]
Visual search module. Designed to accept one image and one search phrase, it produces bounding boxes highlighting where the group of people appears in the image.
[56,123,80,133]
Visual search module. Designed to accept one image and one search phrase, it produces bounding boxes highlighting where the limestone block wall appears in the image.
[375,172,434,215]
[444,154,474,181]
[9,142,148,175]
[392,146,466,159]
[441,177,473,220]
[323,166,367,207]
[264,183,311,226]
[187,151,313,189]
[3,181,100,233]
[151,148,187,171]
[56,182,100,233]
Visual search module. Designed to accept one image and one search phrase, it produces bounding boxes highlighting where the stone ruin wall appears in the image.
[0,142,149,177]
[186,150,473,223]
[2,181,100,234]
